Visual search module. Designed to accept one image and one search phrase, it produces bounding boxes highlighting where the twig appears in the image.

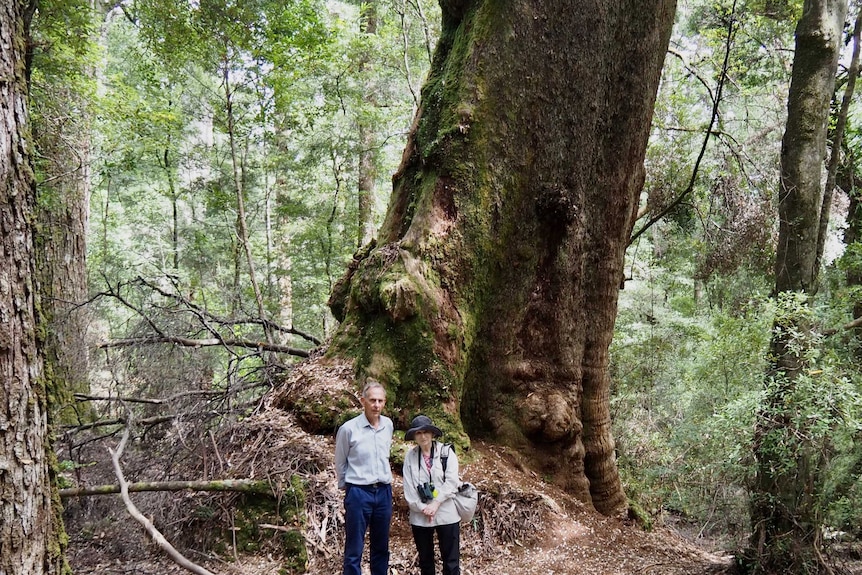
[209,429,226,475]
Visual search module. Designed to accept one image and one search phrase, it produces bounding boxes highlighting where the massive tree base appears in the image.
[306,0,676,516]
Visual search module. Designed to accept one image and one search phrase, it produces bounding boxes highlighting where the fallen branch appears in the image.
[60,478,273,499]
[63,414,177,432]
[96,335,310,357]
[822,315,862,337]
[109,424,218,575]
[62,401,259,434]
[73,382,265,405]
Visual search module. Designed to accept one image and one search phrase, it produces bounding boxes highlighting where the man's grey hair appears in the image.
[362,379,386,397]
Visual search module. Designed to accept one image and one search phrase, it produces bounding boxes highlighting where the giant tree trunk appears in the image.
[32,69,92,424]
[320,0,675,515]
[749,1,847,572]
[0,1,68,573]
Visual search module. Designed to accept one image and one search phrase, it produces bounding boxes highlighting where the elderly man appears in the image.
[334,379,393,575]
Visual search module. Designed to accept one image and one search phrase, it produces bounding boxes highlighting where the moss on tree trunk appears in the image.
[749,1,848,573]
[319,0,675,515]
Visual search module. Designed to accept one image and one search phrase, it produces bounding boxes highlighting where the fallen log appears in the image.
[59,478,272,499]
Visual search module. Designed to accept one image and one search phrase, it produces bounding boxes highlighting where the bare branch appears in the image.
[60,478,272,499]
[629,1,739,246]
[136,275,321,344]
[73,382,266,405]
[821,315,862,336]
[95,335,310,357]
[109,425,218,575]
[63,414,176,433]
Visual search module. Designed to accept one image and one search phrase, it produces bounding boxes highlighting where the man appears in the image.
[334,379,394,575]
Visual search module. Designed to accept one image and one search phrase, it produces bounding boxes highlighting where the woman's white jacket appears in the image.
[402,441,460,527]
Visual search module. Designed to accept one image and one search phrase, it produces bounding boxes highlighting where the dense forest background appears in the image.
[22,0,862,571]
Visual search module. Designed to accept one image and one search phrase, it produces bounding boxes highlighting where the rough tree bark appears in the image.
[309,0,676,515]
[31,37,93,424]
[0,1,68,573]
[773,0,847,298]
[749,0,848,573]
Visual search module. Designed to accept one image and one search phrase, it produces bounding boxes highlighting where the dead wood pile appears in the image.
[156,409,564,572]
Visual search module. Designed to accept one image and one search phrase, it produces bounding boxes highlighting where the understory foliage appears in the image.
[612,257,771,547]
[613,258,862,551]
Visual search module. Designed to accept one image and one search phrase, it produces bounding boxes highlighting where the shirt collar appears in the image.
[359,411,381,429]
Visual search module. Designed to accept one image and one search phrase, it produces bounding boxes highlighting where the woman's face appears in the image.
[413,429,433,451]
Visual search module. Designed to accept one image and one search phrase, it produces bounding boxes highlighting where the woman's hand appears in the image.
[422,500,441,520]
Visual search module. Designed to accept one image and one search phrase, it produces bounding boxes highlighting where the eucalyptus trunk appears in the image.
[323,0,675,514]
[32,70,92,424]
[749,1,848,572]
[357,0,379,248]
[0,1,68,572]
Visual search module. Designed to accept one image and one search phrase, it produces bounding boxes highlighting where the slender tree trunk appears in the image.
[222,59,271,341]
[749,1,848,572]
[160,139,180,272]
[357,0,379,248]
[0,1,68,572]
[276,216,294,340]
[837,25,862,355]
[815,10,862,278]
[321,0,675,514]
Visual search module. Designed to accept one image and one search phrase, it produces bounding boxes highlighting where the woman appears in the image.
[403,415,461,575]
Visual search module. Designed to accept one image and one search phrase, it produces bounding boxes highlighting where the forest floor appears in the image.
[63,414,862,575]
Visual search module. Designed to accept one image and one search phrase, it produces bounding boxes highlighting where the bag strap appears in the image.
[440,443,453,482]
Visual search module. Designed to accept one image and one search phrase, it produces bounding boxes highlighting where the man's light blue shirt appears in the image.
[335,412,394,489]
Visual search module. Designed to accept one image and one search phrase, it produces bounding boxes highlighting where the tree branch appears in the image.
[63,414,177,433]
[629,0,738,246]
[73,382,266,405]
[821,315,862,336]
[109,425,218,575]
[60,478,272,499]
[95,335,310,357]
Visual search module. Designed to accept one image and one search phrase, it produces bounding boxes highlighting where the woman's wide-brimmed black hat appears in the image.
[404,415,442,440]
